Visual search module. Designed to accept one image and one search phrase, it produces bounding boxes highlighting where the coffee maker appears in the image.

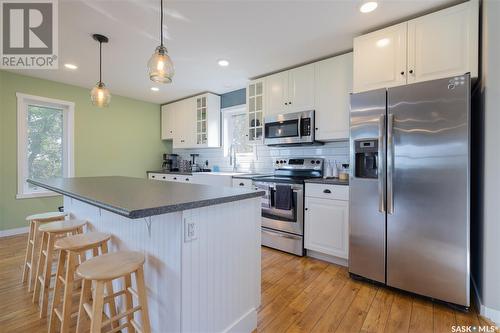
[162,154,179,171]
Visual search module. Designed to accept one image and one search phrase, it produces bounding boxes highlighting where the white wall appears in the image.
[473,0,500,324]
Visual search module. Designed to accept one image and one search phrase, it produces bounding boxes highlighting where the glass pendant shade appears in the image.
[148,45,174,83]
[90,82,111,108]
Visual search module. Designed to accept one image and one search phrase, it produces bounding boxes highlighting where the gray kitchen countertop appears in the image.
[28,176,265,219]
[304,178,349,186]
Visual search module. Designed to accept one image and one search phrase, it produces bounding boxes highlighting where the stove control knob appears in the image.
[276,160,280,164]
[316,160,321,164]
[310,160,315,164]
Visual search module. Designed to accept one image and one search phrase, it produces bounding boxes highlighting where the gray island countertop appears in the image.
[28,176,265,219]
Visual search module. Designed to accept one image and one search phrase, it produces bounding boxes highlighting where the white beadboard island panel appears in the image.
[64,196,261,333]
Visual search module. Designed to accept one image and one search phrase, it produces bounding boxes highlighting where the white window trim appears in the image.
[16,93,75,199]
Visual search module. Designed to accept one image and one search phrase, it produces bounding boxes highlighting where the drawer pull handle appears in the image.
[173,177,177,180]
[323,189,331,194]
[185,178,190,181]
[162,176,165,179]
[152,175,155,178]
[239,183,244,186]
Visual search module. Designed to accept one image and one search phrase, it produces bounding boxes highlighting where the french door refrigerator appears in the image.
[349,74,470,308]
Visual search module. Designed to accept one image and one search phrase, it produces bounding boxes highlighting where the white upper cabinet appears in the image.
[161,103,176,140]
[407,0,478,83]
[353,1,478,93]
[314,53,353,141]
[162,93,221,149]
[264,71,288,116]
[247,79,265,142]
[265,63,315,116]
[353,22,408,93]
[288,64,315,112]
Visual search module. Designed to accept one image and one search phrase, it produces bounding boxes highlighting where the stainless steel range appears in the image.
[254,158,324,256]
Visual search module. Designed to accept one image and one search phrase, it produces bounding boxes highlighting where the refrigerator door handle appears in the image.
[387,114,394,214]
[378,115,386,213]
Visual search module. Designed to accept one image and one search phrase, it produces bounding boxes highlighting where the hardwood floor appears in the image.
[0,233,496,333]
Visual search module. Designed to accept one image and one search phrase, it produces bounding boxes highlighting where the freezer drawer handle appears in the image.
[387,114,394,214]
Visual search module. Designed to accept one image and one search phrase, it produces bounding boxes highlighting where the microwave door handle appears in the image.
[298,117,302,139]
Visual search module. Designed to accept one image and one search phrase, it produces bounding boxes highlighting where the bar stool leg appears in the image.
[60,251,77,333]
[136,266,151,333]
[100,241,118,330]
[124,274,136,333]
[22,220,35,284]
[33,231,47,304]
[90,281,105,333]
[40,233,56,318]
[49,249,67,333]
[76,279,92,333]
[29,220,41,292]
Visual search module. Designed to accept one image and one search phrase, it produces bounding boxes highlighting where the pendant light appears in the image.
[90,34,111,107]
[148,0,174,83]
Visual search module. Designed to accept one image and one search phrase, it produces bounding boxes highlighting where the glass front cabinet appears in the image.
[247,79,264,142]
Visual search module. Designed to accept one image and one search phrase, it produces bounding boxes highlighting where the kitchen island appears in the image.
[28,176,264,333]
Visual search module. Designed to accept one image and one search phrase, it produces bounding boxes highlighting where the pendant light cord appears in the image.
[99,41,102,83]
[160,0,164,47]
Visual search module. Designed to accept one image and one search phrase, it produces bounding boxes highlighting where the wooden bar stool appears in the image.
[22,211,68,292]
[33,219,87,318]
[49,232,117,333]
[76,251,151,333]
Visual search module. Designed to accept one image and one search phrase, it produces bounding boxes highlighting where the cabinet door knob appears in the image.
[152,175,155,178]
[289,101,292,105]
[409,69,414,74]
[173,177,177,180]
[315,127,319,131]
[239,183,245,186]
[162,176,166,179]
[323,189,332,194]
[185,178,190,181]
[285,102,288,105]
[400,71,405,75]
[305,207,308,211]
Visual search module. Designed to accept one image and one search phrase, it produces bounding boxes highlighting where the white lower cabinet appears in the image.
[304,184,349,260]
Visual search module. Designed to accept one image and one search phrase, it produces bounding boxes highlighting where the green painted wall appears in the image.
[0,70,171,231]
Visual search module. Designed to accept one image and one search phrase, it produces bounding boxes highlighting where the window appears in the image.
[222,106,254,157]
[17,93,74,199]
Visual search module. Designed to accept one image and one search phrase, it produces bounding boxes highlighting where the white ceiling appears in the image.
[7,0,456,104]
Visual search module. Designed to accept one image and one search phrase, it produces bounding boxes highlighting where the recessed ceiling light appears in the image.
[218,59,229,67]
[360,1,378,13]
[151,87,160,92]
[64,63,78,70]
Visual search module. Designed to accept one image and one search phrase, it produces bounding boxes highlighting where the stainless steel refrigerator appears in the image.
[349,74,470,308]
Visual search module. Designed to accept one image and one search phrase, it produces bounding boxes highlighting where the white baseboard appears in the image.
[472,276,500,325]
[0,226,29,238]
[223,308,257,333]
[306,249,348,267]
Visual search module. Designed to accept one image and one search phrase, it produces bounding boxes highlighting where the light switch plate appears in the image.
[184,218,197,242]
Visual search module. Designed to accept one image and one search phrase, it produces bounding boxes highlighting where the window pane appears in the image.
[27,105,63,188]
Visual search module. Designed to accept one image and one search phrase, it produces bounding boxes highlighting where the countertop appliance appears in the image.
[264,110,320,146]
[349,74,470,308]
[253,158,324,256]
[162,153,179,171]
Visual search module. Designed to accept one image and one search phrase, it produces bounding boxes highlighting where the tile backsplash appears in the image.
[173,141,350,173]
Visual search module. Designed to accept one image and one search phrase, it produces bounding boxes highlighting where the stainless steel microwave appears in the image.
[263,110,315,146]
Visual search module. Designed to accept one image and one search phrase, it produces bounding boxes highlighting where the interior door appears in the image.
[407,1,478,84]
[387,74,470,307]
[348,89,387,283]
[288,64,315,112]
[353,22,408,93]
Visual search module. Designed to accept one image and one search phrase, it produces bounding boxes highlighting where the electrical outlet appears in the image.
[184,218,197,242]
